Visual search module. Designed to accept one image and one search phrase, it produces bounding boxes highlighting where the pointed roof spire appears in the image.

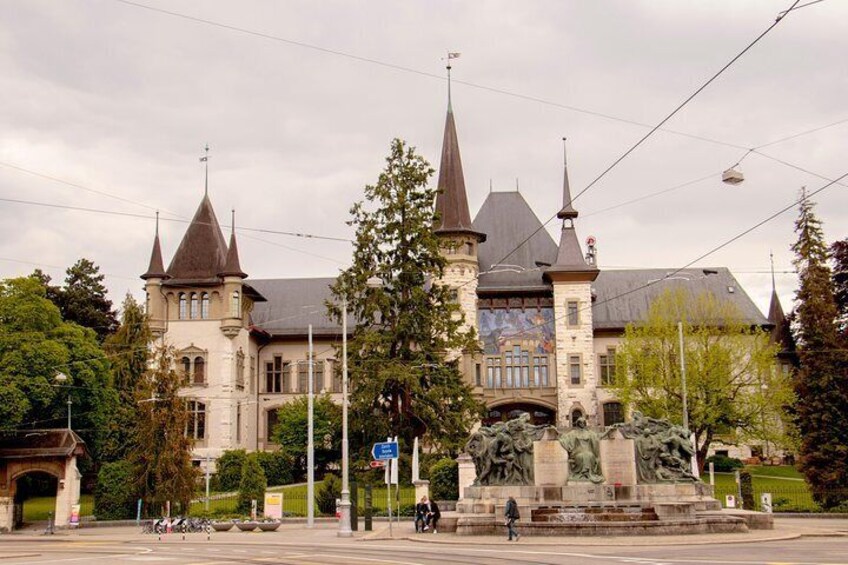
[165,194,229,284]
[433,62,486,242]
[557,137,578,220]
[141,211,169,280]
[767,250,787,343]
[220,209,248,279]
[200,144,210,196]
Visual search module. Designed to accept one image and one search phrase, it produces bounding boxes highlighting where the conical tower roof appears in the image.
[220,211,247,278]
[433,103,485,242]
[557,139,578,220]
[166,194,228,284]
[141,215,169,280]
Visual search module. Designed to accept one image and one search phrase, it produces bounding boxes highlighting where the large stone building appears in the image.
[141,97,783,470]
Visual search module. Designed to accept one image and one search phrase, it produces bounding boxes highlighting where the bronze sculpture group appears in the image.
[465,411,697,486]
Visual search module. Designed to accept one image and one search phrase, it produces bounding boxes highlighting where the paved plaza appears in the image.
[1,518,847,564]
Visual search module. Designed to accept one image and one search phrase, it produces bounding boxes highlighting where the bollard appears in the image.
[351,481,359,532]
[364,484,372,531]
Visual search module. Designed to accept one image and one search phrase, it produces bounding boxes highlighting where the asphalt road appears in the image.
[2,535,848,565]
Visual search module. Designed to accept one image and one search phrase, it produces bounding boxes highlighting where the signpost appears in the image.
[369,460,386,469]
[373,440,399,537]
[371,441,399,460]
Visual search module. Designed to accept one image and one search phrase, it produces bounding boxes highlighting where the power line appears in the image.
[0,196,352,243]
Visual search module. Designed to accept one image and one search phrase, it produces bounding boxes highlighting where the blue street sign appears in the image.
[371,441,399,460]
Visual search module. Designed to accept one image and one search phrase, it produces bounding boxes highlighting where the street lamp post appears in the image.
[55,372,72,430]
[338,297,352,537]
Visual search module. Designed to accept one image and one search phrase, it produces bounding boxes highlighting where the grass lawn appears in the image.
[189,480,416,517]
[710,466,818,512]
[22,494,94,522]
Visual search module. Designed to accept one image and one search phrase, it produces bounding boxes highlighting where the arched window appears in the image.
[200,293,209,319]
[190,293,199,319]
[231,290,241,317]
[178,293,187,319]
[194,356,205,385]
[181,356,191,382]
[571,408,584,427]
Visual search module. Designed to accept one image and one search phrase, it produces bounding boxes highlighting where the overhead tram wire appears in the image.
[0,196,352,243]
[498,168,848,343]
[488,0,802,270]
[113,0,826,155]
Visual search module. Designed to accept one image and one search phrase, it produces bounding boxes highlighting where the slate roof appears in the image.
[249,278,341,337]
[473,191,558,293]
[165,195,229,285]
[141,231,168,280]
[434,106,485,241]
[591,268,770,330]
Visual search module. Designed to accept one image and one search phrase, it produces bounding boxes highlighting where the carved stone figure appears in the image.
[611,411,696,483]
[464,414,552,486]
[558,417,604,483]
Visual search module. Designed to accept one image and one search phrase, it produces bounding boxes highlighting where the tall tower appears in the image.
[140,212,169,338]
[433,79,486,345]
[543,140,599,427]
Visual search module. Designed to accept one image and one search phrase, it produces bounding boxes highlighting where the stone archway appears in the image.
[483,401,557,427]
[0,430,86,532]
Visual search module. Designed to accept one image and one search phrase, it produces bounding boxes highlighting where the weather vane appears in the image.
[200,144,210,196]
[443,52,461,108]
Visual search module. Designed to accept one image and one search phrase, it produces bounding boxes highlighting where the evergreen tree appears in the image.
[131,346,197,515]
[791,194,848,508]
[328,139,483,457]
[831,238,848,340]
[100,294,151,462]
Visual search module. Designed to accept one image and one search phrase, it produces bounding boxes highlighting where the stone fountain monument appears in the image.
[447,413,768,536]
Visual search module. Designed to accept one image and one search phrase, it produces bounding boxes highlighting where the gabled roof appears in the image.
[473,191,557,292]
[0,429,86,459]
[434,105,485,241]
[591,268,770,330]
[165,195,229,285]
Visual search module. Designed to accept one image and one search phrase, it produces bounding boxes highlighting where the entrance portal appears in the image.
[0,429,86,532]
[484,403,556,427]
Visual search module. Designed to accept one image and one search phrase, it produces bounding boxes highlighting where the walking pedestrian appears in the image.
[505,495,520,541]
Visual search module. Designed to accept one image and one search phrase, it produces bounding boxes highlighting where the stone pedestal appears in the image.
[413,479,430,501]
[533,439,568,487]
[456,454,476,500]
[600,431,637,486]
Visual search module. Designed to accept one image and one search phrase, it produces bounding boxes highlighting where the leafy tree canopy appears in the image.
[328,139,483,458]
[0,277,117,462]
[272,394,341,479]
[31,258,118,341]
[612,288,789,471]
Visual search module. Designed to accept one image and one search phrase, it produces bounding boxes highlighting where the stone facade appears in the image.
[553,282,597,427]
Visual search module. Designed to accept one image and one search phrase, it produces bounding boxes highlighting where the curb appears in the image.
[391,532,804,546]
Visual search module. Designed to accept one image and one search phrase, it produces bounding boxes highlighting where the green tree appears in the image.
[831,238,848,341]
[94,460,137,520]
[328,138,483,457]
[613,288,789,471]
[31,259,118,341]
[100,294,151,462]
[791,194,848,508]
[272,394,341,479]
[0,277,116,462]
[237,454,267,514]
[216,449,247,492]
[131,346,197,515]
[315,473,341,516]
[255,450,294,487]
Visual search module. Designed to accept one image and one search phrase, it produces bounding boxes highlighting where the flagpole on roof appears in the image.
[200,144,210,196]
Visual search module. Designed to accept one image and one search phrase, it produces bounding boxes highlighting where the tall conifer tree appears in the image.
[329,139,483,457]
[791,193,848,508]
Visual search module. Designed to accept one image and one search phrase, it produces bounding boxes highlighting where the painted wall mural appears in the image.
[478,307,555,355]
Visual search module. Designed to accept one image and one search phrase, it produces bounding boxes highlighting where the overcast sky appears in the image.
[1,0,846,317]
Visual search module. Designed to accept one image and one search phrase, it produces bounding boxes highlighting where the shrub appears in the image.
[316,473,341,516]
[255,450,294,486]
[705,455,744,473]
[430,458,458,501]
[94,460,137,520]
[237,454,267,514]
[216,449,247,492]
